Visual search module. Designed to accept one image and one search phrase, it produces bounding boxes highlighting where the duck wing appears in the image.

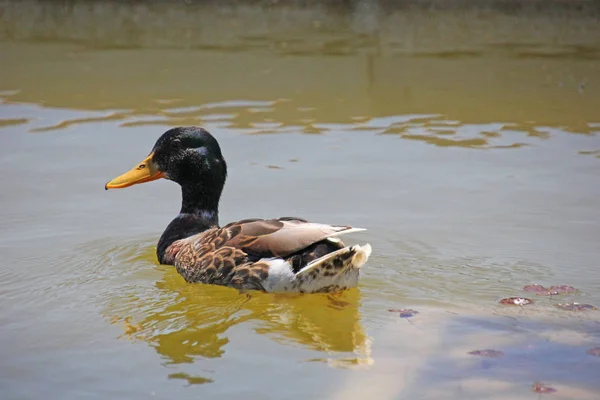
[223,217,365,258]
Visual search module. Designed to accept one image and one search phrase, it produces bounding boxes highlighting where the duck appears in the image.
[105,126,371,293]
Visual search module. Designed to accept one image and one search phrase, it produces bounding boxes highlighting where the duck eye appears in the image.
[172,139,182,149]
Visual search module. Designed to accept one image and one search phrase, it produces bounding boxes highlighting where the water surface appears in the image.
[1,1,600,399]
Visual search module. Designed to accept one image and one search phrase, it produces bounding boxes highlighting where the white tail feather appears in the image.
[351,244,372,269]
[328,227,366,237]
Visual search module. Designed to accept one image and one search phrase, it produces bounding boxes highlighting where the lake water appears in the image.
[1,1,600,399]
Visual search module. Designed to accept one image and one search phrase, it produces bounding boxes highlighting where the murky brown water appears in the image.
[1,1,600,399]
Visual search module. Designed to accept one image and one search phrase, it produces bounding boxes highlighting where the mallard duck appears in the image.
[105,127,371,293]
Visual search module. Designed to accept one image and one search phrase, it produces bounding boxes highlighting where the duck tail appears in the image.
[294,244,372,293]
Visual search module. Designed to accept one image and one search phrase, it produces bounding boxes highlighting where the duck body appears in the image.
[106,127,371,293]
[165,217,371,293]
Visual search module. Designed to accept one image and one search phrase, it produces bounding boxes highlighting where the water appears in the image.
[1,1,600,399]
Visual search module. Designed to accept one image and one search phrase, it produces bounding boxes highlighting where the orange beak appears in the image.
[105,152,165,190]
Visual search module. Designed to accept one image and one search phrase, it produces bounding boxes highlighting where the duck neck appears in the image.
[156,183,221,264]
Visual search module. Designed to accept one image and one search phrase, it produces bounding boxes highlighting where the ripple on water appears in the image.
[55,237,159,287]
[0,236,159,339]
[0,237,159,319]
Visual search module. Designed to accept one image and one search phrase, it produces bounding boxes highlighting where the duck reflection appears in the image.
[104,249,372,373]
